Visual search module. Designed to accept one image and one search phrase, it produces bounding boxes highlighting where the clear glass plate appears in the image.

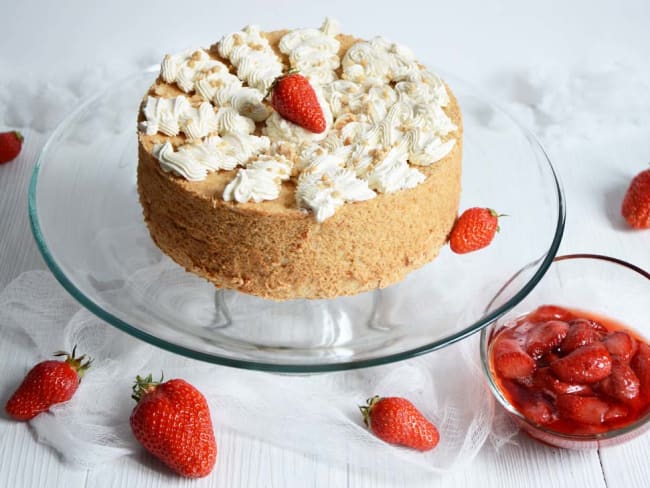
[28,67,565,372]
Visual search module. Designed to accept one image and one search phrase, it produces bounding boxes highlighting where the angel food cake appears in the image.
[137,19,463,300]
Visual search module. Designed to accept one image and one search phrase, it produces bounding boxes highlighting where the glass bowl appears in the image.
[480,254,650,449]
[29,67,564,372]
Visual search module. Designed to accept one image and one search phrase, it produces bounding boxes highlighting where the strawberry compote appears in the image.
[490,305,650,435]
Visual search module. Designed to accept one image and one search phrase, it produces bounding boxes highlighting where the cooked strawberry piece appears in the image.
[603,331,638,362]
[604,403,630,422]
[529,305,575,323]
[571,318,608,333]
[519,396,556,425]
[559,320,606,354]
[600,362,640,402]
[534,367,593,397]
[538,351,561,368]
[556,395,610,425]
[632,343,650,399]
[525,320,569,359]
[550,343,612,384]
[492,338,536,380]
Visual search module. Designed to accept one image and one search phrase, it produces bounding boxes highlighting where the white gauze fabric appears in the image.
[0,271,496,475]
[490,58,650,145]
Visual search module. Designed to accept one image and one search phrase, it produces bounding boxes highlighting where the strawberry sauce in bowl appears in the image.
[480,255,650,449]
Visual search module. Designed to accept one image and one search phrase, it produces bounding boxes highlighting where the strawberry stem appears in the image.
[131,373,163,402]
[359,395,382,427]
[265,68,301,99]
[14,131,23,143]
[53,345,93,379]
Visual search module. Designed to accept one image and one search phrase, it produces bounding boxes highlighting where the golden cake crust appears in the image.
[137,30,463,300]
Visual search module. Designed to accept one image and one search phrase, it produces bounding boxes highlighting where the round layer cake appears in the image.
[137,19,463,300]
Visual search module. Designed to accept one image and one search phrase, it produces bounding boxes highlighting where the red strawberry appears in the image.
[449,207,501,254]
[5,347,91,420]
[529,305,575,323]
[0,131,23,164]
[603,331,638,362]
[556,394,610,425]
[604,403,630,422]
[559,319,606,354]
[621,168,650,229]
[519,396,555,425]
[570,317,608,334]
[492,338,536,380]
[538,350,562,367]
[270,72,326,133]
[130,375,216,478]
[359,395,439,451]
[631,343,650,400]
[525,320,569,359]
[550,343,612,384]
[533,367,592,397]
[599,361,640,402]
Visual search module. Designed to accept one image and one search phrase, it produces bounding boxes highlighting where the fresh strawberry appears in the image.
[5,347,91,420]
[599,361,640,402]
[0,131,23,164]
[270,72,326,133]
[525,320,569,359]
[492,338,536,380]
[603,331,638,362]
[550,343,612,384]
[359,395,439,451]
[559,319,606,354]
[621,168,650,229]
[130,375,217,478]
[556,394,611,425]
[449,207,501,254]
[529,305,575,323]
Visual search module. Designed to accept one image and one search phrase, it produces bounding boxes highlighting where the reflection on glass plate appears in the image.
[29,67,564,372]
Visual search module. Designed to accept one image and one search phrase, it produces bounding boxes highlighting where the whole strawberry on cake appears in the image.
[137,18,463,300]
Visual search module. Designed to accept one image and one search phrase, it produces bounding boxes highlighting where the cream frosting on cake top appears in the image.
[139,18,457,222]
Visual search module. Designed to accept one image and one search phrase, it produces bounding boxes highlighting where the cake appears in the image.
[137,19,463,300]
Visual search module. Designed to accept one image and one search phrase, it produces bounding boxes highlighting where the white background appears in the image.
[2,0,650,486]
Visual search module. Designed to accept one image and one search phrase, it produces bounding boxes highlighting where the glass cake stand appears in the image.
[28,66,565,372]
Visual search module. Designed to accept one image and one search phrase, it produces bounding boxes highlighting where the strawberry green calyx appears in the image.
[132,373,163,402]
[266,68,300,99]
[13,131,24,143]
[488,208,508,232]
[53,345,93,379]
[359,395,382,427]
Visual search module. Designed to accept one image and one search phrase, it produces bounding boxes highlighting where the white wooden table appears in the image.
[2,1,650,486]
